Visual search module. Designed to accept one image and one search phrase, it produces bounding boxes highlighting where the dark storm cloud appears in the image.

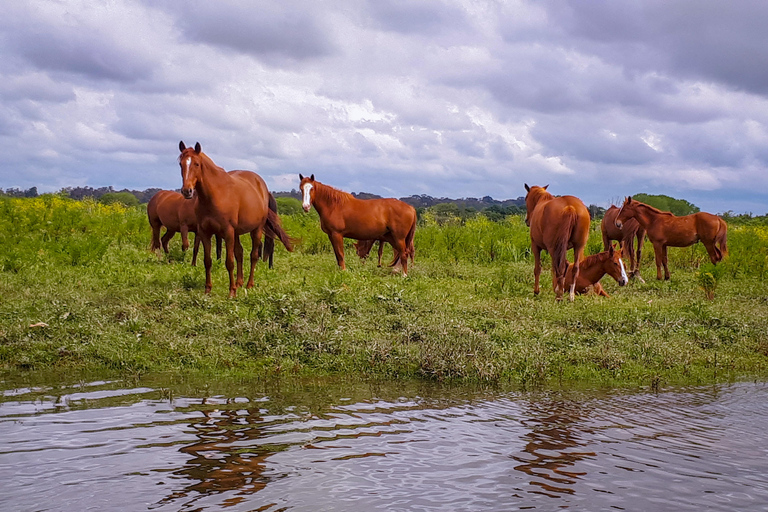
[0,5,158,83]
[542,0,768,95]
[167,0,335,62]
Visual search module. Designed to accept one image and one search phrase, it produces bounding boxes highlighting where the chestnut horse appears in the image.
[354,221,416,267]
[178,141,293,297]
[565,243,628,297]
[299,174,416,275]
[615,196,727,280]
[601,205,646,282]
[147,190,221,265]
[524,184,591,301]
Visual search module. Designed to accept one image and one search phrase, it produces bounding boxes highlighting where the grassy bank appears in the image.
[1,194,768,388]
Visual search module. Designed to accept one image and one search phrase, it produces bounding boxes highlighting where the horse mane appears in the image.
[580,251,607,266]
[634,200,674,217]
[178,149,226,174]
[315,181,353,207]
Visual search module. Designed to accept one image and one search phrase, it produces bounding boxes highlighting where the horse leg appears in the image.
[150,223,162,253]
[633,232,645,283]
[569,245,586,302]
[201,234,214,295]
[223,229,238,297]
[192,233,199,266]
[246,228,262,289]
[377,241,384,267]
[393,238,408,276]
[234,235,244,290]
[329,232,346,269]
[180,226,190,262]
[161,229,175,258]
[703,240,721,264]
[532,245,542,296]
[594,283,610,297]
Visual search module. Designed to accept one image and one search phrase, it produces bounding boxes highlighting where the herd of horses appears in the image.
[148,141,728,300]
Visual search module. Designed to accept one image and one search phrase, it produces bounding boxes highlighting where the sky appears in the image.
[2,0,768,214]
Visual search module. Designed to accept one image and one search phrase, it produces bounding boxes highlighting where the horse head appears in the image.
[605,243,629,287]
[179,141,203,199]
[615,196,635,229]
[523,183,549,227]
[298,173,316,212]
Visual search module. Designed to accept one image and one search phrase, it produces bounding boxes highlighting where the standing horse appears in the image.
[299,174,416,276]
[524,184,591,301]
[615,196,728,280]
[565,243,629,297]
[147,190,222,265]
[178,141,293,297]
[601,205,646,282]
[354,218,416,267]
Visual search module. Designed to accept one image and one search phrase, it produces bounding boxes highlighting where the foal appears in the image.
[565,244,629,297]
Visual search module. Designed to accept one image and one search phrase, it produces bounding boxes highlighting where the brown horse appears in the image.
[524,184,591,301]
[178,141,293,297]
[565,243,628,297]
[353,218,416,267]
[299,174,416,275]
[601,205,646,282]
[615,196,728,280]
[147,190,222,265]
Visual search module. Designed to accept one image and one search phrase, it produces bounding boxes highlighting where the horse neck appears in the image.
[194,156,229,204]
[528,190,553,212]
[312,182,349,215]
[578,255,606,284]
[632,203,659,228]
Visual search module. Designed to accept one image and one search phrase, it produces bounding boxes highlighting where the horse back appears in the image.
[218,170,271,232]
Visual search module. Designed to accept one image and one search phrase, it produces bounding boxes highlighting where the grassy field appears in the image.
[1,194,768,388]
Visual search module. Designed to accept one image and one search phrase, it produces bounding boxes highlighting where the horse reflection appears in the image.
[158,400,275,507]
[511,398,596,498]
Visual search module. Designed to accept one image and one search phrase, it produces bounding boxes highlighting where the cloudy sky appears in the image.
[2,0,768,213]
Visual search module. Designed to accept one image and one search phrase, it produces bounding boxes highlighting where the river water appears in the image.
[1,376,766,511]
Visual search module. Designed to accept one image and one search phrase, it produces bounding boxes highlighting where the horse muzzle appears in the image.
[614,220,623,229]
[302,204,311,212]
[181,188,194,199]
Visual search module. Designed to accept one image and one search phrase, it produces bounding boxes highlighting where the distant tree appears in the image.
[588,204,606,220]
[99,191,139,207]
[632,193,699,216]
[274,196,303,216]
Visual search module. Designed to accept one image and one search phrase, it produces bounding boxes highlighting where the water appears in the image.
[1,376,767,511]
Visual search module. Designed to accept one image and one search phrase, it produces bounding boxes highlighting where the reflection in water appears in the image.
[512,398,595,498]
[157,401,273,509]
[1,377,768,511]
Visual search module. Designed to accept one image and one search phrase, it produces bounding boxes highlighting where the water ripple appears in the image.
[1,379,768,511]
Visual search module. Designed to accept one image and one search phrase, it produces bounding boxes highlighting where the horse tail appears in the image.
[147,199,162,252]
[716,218,728,260]
[264,198,295,253]
[262,194,277,267]
[552,206,578,277]
[405,214,416,263]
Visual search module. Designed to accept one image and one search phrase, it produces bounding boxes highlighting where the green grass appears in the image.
[1,194,768,389]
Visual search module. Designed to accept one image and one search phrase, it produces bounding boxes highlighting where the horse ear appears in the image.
[626,196,632,204]
[524,183,530,192]
[194,142,201,154]
[299,173,304,180]
[179,141,186,152]
[310,174,315,181]
[544,184,549,190]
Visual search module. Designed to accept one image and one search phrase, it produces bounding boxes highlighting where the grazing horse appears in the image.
[354,221,416,267]
[565,244,629,297]
[601,205,646,282]
[299,174,416,276]
[147,190,221,265]
[178,141,293,297]
[524,184,591,301]
[615,196,728,280]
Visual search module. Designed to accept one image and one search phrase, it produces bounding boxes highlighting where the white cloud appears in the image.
[0,0,767,213]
